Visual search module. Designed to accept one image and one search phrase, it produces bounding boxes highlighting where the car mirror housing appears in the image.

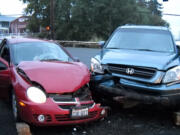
[98,41,105,48]
[0,62,7,70]
[0,57,8,70]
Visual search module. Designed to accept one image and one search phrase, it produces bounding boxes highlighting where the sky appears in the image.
[0,0,26,16]
[0,0,180,40]
[158,0,180,40]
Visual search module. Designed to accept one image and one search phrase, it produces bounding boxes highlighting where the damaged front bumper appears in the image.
[17,85,108,126]
[90,74,180,107]
[18,98,107,126]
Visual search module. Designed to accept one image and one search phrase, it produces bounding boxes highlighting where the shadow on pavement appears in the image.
[0,100,17,135]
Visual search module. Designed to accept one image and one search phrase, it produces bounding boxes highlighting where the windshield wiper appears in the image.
[40,58,62,61]
[106,47,120,49]
[137,49,153,51]
[135,49,158,52]
[106,47,164,52]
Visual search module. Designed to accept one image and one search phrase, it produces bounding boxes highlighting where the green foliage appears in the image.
[21,0,168,40]
[20,0,50,32]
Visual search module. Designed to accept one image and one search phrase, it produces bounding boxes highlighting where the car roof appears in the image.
[6,38,50,45]
[119,25,169,31]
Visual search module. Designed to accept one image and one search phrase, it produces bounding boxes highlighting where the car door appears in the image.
[0,42,11,99]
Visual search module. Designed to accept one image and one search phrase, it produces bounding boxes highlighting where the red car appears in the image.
[0,38,107,126]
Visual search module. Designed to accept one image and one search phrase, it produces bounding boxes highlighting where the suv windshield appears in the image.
[11,42,71,65]
[106,28,175,53]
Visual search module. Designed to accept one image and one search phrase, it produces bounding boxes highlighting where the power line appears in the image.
[163,13,180,16]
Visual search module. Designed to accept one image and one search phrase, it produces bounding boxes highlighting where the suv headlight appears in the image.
[91,58,104,74]
[27,87,47,103]
[163,66,180,83]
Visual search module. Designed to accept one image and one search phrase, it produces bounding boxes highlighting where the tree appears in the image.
[21,0,168,40]
[54,0,74,39]
[20,0,50,32]
[147,0,162,16]
[137,0,168,26]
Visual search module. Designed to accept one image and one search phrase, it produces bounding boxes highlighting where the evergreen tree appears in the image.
[21,0,168,40]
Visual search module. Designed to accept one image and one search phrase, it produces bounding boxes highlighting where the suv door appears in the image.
[0,42,11,99]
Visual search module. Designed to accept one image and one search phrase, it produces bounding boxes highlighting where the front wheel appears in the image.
[12,90,21,122]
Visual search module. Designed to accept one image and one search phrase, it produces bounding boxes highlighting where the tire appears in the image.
[12,90,21,122]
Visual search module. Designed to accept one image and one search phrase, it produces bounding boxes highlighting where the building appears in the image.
[0,15,16,34]
[10,16,29,33]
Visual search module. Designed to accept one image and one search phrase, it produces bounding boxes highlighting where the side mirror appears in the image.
[0,57,8,70]
[98,41,105,48]
[74,57,80,62]
[0,62,7,70]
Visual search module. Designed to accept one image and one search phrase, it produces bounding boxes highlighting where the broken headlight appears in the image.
[163,66,180,84]
[91,58,104,74]
[73,85,92,101]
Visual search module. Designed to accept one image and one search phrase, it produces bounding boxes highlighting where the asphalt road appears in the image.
[1,47,180,135]
[0,100,17,135]
[66,47,100,67]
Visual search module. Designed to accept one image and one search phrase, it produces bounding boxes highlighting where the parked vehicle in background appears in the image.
[0,38,107,126]
[90,25,180,109]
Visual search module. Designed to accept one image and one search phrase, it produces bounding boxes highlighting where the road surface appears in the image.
[66,47,100,67]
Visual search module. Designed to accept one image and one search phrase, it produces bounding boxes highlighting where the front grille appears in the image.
[49,86,92,103]
[55,111,98,122]
[59,103,94,110]
[33,114,52,122]
[108,64,156,79]
[49,94,75,102]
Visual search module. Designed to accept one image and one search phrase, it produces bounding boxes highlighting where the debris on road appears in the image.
[16,123,31,135]
[174,112,180,126]
[73,127,77,132]
[82,131,87,134]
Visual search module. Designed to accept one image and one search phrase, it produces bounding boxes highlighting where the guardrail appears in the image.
[55,40,101,48]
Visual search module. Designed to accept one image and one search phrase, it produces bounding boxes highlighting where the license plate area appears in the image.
[71,108,88,119]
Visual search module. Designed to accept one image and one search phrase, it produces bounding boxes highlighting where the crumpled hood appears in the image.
[17,61,90,94]
[101,49,178,70]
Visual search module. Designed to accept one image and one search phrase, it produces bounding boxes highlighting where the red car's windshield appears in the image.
[11,42,72,65]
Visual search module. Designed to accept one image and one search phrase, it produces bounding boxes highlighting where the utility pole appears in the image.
[50,0,55,39]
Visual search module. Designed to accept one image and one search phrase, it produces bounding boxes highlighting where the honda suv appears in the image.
[90,25,180,108]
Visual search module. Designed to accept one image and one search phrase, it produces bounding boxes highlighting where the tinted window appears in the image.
[106,28,175,53]
[0,44,10,63]
[11,42,72,65]
[0,61,6,70]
